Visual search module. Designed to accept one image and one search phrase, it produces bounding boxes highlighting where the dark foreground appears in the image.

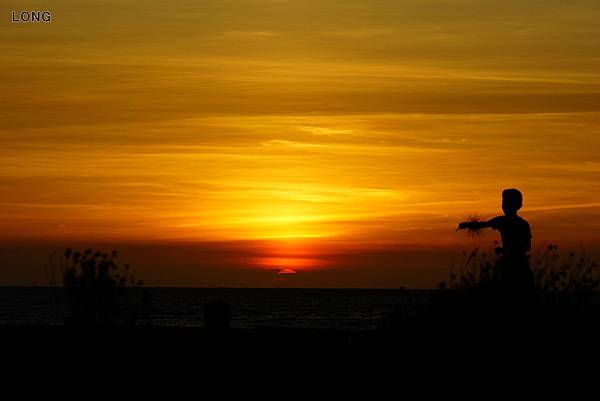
[4,324,597,390]
[4,295,600,360]
[3,318,600,371]
[3,287,600,368]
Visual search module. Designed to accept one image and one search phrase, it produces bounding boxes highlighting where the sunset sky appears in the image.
[1,1,599,286]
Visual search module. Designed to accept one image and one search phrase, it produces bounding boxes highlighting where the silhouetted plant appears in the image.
[532,244,599,292]
[62,248,146,326]
[439,243,499,290]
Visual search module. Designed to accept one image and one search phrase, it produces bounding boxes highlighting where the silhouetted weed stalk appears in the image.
[59,248,149,326]
[441,243,599,294]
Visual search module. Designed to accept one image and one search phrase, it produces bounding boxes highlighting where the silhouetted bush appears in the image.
[62,248,146,326]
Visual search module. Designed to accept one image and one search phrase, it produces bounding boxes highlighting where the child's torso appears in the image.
[490,215,531,256]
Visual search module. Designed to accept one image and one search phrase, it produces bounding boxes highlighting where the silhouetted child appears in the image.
[457,188,535,295]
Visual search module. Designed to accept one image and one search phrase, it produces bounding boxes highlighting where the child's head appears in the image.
[502,188,523,215]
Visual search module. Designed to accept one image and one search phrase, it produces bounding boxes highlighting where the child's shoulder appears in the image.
[489,214,529,229]
[515,214,531,226]
[488,215,505,227]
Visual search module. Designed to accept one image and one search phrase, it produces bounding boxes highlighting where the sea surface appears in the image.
[0,287,432,330]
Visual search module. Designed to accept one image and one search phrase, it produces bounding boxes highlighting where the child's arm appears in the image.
[457,220,493,231]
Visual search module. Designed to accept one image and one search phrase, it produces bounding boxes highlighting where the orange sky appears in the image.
[1,1,599,286]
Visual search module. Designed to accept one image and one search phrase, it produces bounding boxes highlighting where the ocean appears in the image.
[0,287,432,330]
